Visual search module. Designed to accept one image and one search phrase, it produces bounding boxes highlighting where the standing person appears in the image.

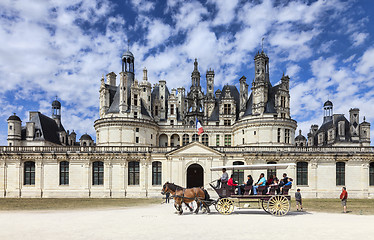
[295,188,303,211]
[216,168,228,188]
[340,187,348,213]
[165,191,170,204]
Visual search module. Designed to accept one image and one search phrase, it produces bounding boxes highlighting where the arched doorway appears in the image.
[187,164,204,188]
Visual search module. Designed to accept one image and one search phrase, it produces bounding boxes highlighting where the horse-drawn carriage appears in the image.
[210,163,294,216]
[162,163,295,217]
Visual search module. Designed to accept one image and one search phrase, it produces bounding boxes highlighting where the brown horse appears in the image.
[161,182,210,215]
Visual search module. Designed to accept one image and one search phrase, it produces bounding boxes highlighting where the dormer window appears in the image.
[224,104,231,115]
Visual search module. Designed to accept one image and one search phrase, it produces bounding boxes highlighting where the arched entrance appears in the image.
[187,164,204,188]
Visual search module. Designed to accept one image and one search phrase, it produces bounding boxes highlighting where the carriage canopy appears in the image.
[210,163,296,171]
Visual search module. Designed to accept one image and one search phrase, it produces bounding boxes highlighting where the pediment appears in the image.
[166,142,223,157]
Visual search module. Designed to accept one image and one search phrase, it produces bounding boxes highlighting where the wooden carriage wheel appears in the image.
[216,198,234,215]
[267,195,290,216]
[261,199,270,213]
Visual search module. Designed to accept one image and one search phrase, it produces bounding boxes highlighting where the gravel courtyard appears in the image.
[0,203,373,240]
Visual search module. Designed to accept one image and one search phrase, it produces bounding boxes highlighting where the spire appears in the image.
[194,58,198,71]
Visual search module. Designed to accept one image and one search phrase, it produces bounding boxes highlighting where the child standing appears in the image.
[295,188,303,211]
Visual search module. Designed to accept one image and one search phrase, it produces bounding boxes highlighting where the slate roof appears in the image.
[21,112,63,145]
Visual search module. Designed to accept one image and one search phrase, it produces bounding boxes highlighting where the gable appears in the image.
[166,142,223,157]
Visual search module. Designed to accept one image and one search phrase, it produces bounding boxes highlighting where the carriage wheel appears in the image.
[261,200,270,213]
[267,195,290,216]
[216,198,234,215]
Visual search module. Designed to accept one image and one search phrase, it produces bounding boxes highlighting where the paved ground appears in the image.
[0,203,373,240]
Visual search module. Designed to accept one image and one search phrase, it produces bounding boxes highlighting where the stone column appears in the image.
[105,161,112,197]
[140,158,148,197]
[167,135,171,147]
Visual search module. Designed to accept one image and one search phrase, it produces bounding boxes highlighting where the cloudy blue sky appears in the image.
[0,0,374,145]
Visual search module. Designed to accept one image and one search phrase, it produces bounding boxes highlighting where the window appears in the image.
[370,162,374,186]
[136,128,139,132]
[136,137,139,143]
[59,161,69,185]
[170,104,174,115]
[281,113,285,118]
[285,129,290,144]
[24,161,35,185]
[224,104,231,114]
[192,134,199,142]
[9,143,12,146]
[216,135,220,146]
[152,161,162,185]
[233,161,244,183]
[336,162,345,186]
[170,120,174,125]
[254,131,256,135]
[134,94,138,106]
[182,134,189,146]
[242,138,244,144]
[202,134,208,146]
[9,125,12,130]
[224,120,231,126]
[281,96,285,108]
[128,161,139,185]
[297,162,308,185]
[134,112,138,119]
[267,162,277,179]
[224,135,231,146]
[216,122,219,126]
[93,161,104,185]
[277,128,281,143]
[155,106,159,116]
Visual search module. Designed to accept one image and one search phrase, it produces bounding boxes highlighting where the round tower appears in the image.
[52,97,61,127]
[122,49,135,88]
[323,100,333,123]
[7,113,22,146]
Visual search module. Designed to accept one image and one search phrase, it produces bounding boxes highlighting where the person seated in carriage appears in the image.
[228,174,243,195]
[216,168,229,188]
[279,173,289,187]
[238,175,253,195]
[280,178,293,194]
[266,178,280,194]
[252,173,266,195]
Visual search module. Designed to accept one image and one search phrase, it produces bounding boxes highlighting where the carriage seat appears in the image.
[257,186,267,195]
[281,185,292,195]
[243,185,253,195]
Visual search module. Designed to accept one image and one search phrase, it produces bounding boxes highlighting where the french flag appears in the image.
[196,117,204,135]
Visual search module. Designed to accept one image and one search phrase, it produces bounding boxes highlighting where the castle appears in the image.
[1,48,373,199]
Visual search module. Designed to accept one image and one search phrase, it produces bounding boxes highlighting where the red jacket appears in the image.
[227,178,237,186]
[340,190,348,200]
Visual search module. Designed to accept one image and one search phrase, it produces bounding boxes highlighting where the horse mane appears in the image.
[167,182,184,191]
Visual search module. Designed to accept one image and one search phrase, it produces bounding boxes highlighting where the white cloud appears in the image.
[208,0,239,26]
[351,32,368,47]
[356,47,374,75]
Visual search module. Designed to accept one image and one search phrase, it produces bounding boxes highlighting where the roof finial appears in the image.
[261,37,265,52]
[55,95,58,100]
[364,116,366,122]
[127,39,130,51]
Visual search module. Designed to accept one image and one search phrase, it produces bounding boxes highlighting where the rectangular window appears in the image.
[170,104,174,115]
[224,135,231,146]
[297,162,308,185]
[152,162,162,185]
[216,122,219,126]
[24,161,35,185]
[92,161,104,185]
[254,131,256,135]
[134,112,138,119]
[224,120,231,126]
[277,128,281,143]
[216,135,220,146]
[128,161,140,185]
[170,120,174,125]
[285,129,290,144]
[370,162,374,186]
[224,104,231,115]
[233,161,244,183]
[336,162,345,186]
[59,161,69,185]
[136,128,139,132]
[155,106,158,116]
[9,125,12,130]
[281,96,285,108]
[136,137,139,143]
[134,94,138,106]
[281,113,285,118]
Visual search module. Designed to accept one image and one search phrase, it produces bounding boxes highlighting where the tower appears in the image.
[206,69,214,99]
[140,67,152,113]
[121,49,135,95]
[7,113,21,146]
[52,97,62,128]
[323,100,333,124]
[191,59,201,90]
[99,75,110,118]
[252,51,270,115]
